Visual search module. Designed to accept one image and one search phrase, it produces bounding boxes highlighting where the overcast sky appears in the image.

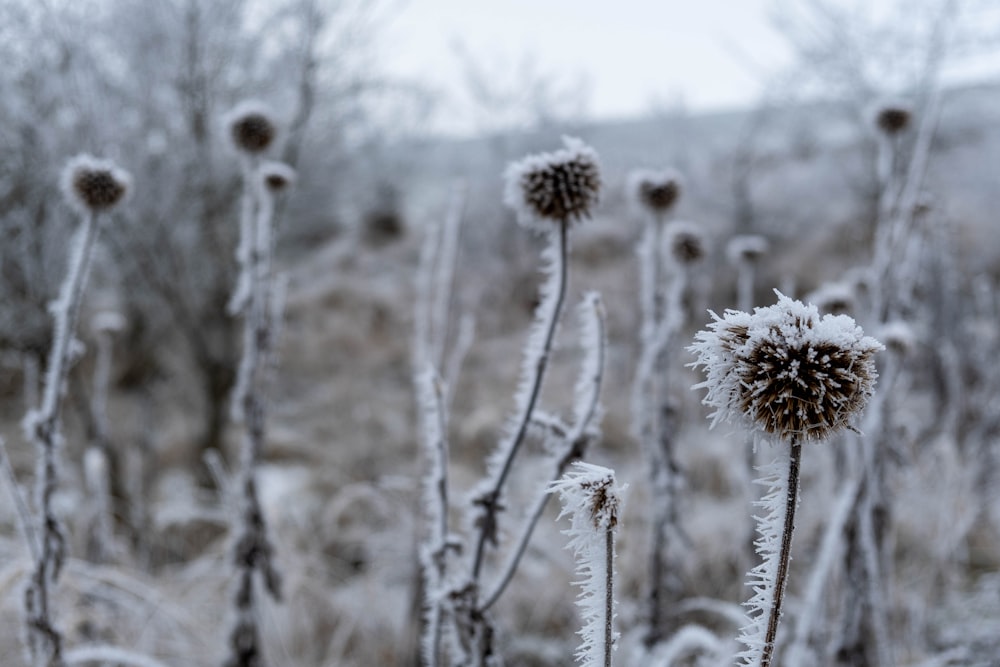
[381,0,792,134]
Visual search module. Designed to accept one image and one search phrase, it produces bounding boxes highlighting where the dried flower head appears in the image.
[628,168,682,214]
[91,311,126,336]
[877,320,916,357]
[805,282,856,316]
[224,101,277,154]
[504,136,601,230]
[61,155,131,214]
[259,161,296,193]
[689,290,883,443]
[726,234,770,266]
[873,101,912,135]
[664,220,706,265]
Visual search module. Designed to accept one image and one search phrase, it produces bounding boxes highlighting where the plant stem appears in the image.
[604,527,614,667]
[470,220,568,581]
[760,439,802,667]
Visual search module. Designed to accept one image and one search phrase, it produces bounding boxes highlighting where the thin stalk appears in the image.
[480,294,605,612]
[470,220,568,581]
[604,528,614,667]
[760,439,802,667]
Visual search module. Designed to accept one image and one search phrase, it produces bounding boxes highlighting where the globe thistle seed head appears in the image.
[726,234,769,266]
[806,282,856,316]
[628,168,682,214]
[224,101,277,154]
[877,320,917,357]
[503,136,601,231]
[91,310,126,336]
[872,100,912,135]
[664,220,707,265]
[60,154,132,214]
[258,161,296,193]
[689,290,883,443]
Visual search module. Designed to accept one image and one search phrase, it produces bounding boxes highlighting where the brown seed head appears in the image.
[630,168,682,213]
[259,161,296,193]
[664,220,706,265]
[504,136,601,230]
[225,102,277,154]
[874,104,912,135]
[690,291,883,443]
[726,234,769,266]
[61,155,131,214]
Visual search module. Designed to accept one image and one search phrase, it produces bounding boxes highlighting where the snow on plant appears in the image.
[220,102,294,667]
[426,137,605,666]
[550,462,624,667]
[689,290,883,667]
[21,154,130,667]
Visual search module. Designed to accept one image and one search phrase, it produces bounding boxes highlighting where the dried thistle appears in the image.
[60,155,131,214]
[805,282,856,316]
[873,101,912,136]
[689,290,883,443]
[628,168,682,214]
[664,220,706,265]
[259,161,296,193]
[726,234,770,266]
[504,136,601,230]
[225,101,278,154]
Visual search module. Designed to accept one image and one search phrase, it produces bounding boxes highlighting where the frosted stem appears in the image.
[604,529,614,667]
[760,440,801,667]
[470,220,568,581]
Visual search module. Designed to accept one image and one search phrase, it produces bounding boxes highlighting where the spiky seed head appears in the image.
[689,290,883,443]
[664,220,706,265]
[503,136,601,230]
[91,310,126,336]
[873,101,912,135]
[628,168,682,214]
[877,321,916,357]
[224,101,277,154]
[726,234,770,266]
[61,155,131,214]
[806,282,856,316]
[259,161,296,193]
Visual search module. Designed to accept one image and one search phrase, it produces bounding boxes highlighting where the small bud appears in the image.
[873,100,912,135]
[258,161,296,193]
[664,220,706,265]
[806,282,856,316]
[877,321,917,357]
[224,101,277,154]
[628,168,682,214]
[726,234,769,266]
[91,311,126,336]
[60,155,131,214]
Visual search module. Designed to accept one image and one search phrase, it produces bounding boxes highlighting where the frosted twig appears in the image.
[550,462,623,667]
[481,293,606,612]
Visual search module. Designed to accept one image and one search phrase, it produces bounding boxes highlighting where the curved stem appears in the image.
[470,220,569,581]
[760,439,802,667]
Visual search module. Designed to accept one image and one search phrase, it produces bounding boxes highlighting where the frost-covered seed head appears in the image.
[689,290,883,443]
[628,168,682,213]
[91,310,126,336]
[664,220,706,265]
[726,234,770,266]
[61,155,131,214]
[874,102,912,135]
[504,136,601,230]
[259,161,296,192]
[225,101,277,154]
[878,321,916,357]
[806,282,856,316]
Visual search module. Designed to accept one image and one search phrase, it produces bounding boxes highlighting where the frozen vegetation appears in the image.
[0,1,999,666]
